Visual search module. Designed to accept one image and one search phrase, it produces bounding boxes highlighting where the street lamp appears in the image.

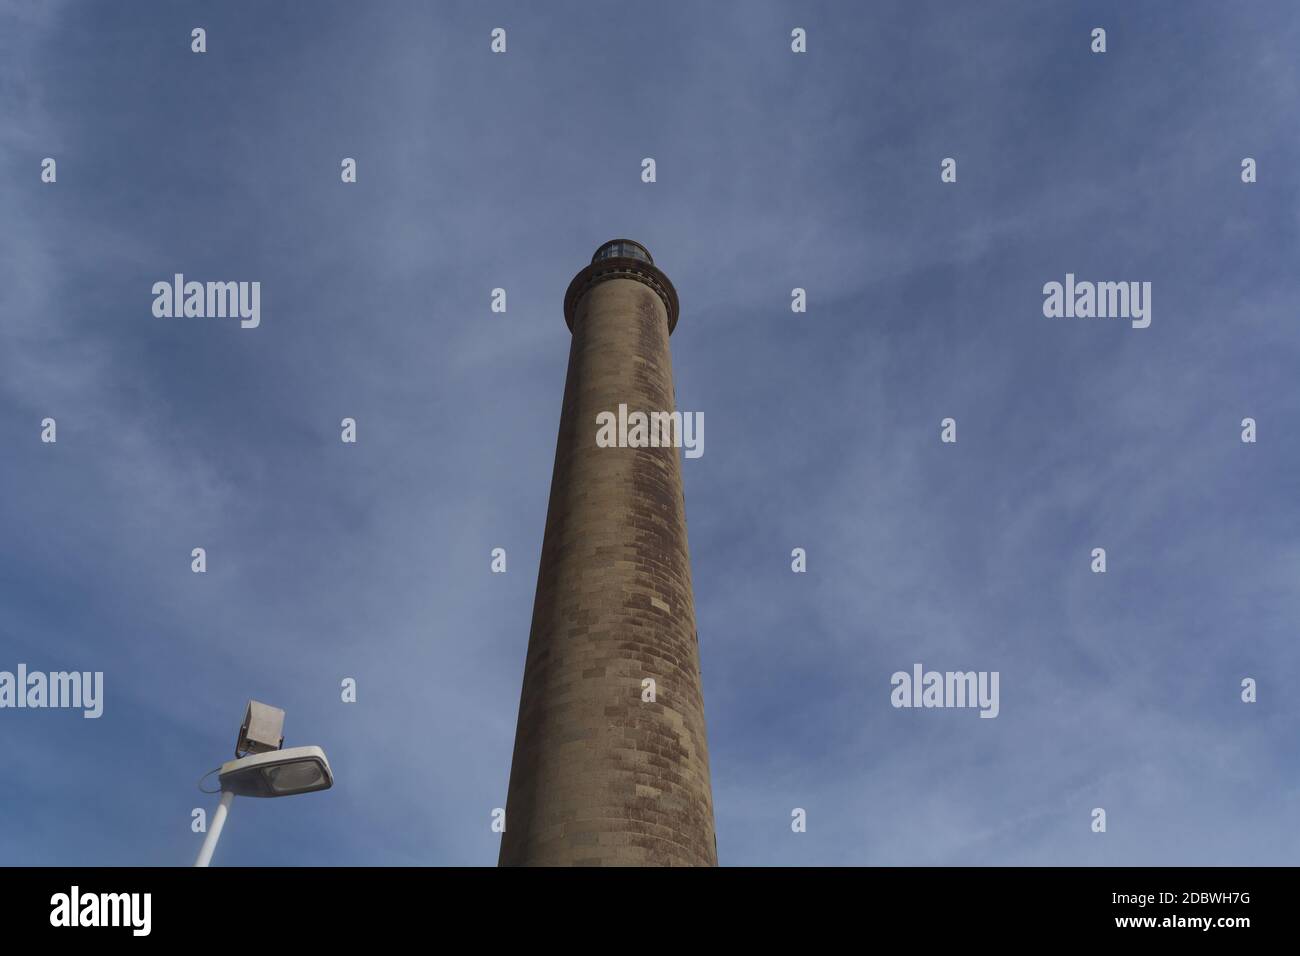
[194,701,334,867]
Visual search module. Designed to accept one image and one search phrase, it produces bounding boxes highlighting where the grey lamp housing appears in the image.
[236,699,285,756]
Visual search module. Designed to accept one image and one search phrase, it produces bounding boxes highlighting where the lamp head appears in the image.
[218,745,334,798]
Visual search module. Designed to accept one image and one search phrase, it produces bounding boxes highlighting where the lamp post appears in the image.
[194,701,334,867]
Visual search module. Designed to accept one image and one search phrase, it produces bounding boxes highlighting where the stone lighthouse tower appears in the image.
[499,240,717,866]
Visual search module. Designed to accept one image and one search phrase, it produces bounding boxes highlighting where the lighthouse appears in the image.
[498,240,717,866]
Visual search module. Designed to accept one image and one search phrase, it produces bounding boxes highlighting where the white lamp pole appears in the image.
[194,790,235,867]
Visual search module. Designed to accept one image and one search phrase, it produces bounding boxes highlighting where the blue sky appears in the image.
[1,0,1297,865]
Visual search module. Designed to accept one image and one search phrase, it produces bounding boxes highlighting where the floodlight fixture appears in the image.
[236,699,285,756]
